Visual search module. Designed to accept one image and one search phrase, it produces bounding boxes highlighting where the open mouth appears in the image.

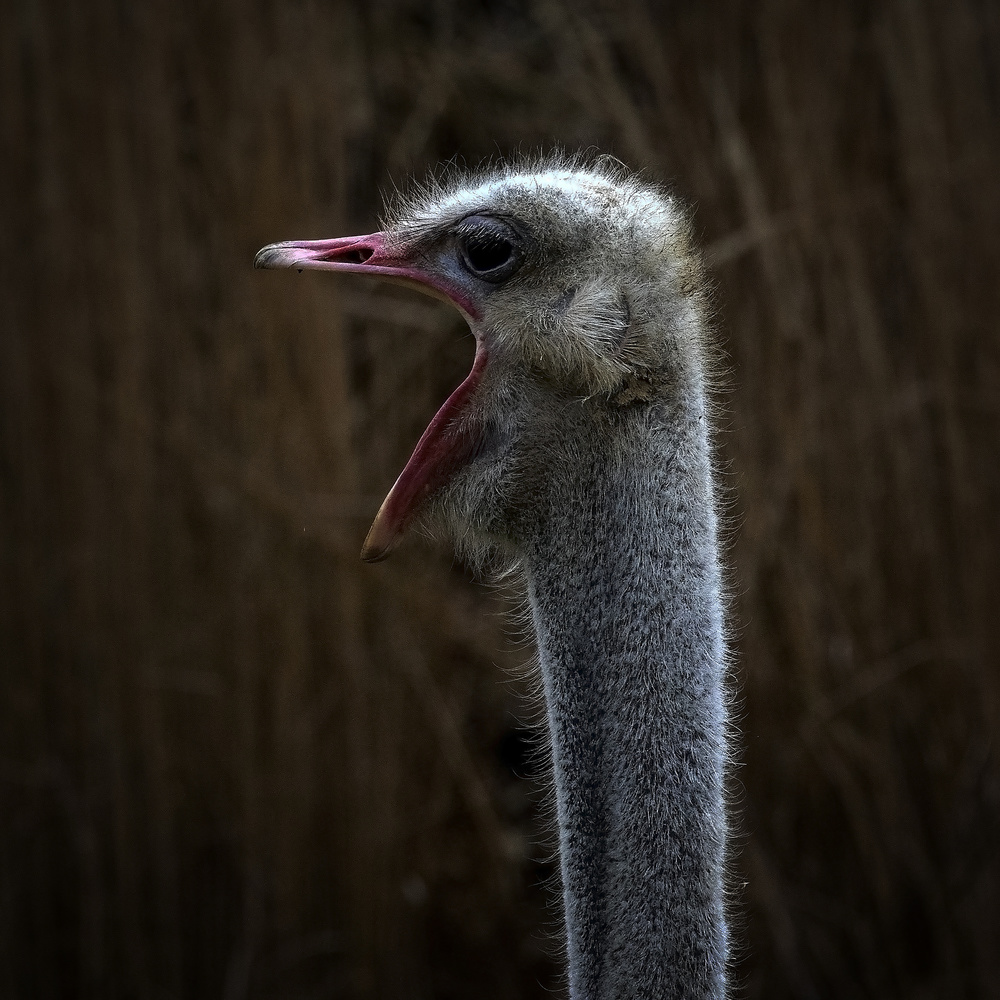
[255,233,486,561]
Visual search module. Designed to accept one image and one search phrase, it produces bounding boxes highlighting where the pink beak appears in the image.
[255,232,486,562]
[254,234,480,319]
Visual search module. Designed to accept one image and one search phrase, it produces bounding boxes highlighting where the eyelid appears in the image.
[463,225,504,242]
[453,215,522,242]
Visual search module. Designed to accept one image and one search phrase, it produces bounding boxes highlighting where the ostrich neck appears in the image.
[523,390,728,1000]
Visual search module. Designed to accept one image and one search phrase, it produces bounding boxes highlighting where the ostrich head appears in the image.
[255,157,707,564]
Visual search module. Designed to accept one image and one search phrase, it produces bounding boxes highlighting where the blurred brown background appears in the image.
[2,1,999,997]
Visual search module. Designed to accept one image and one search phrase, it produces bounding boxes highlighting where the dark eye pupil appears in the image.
[465,234,512,273]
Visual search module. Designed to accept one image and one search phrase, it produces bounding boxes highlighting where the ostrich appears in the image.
[256,155,730,1000]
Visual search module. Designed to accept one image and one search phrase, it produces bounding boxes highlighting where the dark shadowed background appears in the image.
[2,1,999,997]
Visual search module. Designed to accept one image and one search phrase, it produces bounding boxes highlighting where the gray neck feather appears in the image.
[522,384,728,1000]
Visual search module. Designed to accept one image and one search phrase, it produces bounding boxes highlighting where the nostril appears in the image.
[338,246,374,264]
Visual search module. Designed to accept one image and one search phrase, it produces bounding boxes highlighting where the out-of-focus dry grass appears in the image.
[1,1,998,997]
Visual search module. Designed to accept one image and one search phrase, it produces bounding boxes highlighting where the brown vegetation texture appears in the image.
[2,1,999,997]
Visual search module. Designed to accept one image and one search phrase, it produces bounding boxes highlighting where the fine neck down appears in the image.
[521,388,728,1000]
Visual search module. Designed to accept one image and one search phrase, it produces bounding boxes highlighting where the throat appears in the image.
[522,429,728,1000]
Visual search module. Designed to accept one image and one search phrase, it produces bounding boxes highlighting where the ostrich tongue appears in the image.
[254,233,487,561]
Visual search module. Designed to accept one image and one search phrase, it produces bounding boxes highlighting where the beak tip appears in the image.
[254,243,291,269]
[361,515,398,563]
[360,543,390,564]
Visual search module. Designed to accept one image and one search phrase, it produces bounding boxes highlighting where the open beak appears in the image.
[255,233,486,562]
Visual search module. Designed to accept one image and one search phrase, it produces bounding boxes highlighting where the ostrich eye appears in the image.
[456,215,522,283]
